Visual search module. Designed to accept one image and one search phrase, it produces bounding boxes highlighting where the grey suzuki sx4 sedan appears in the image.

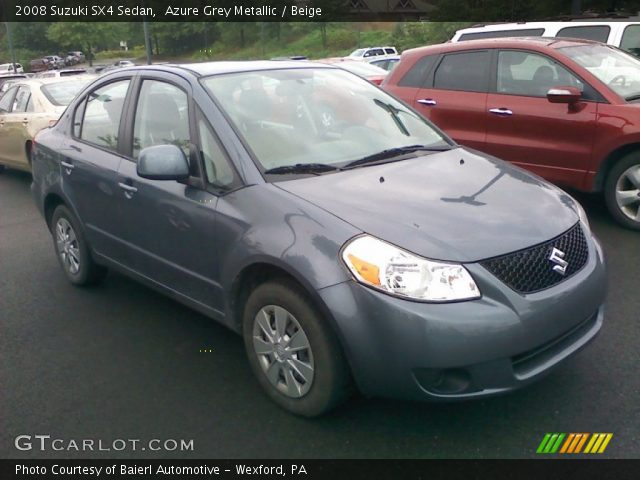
[31,62,606,416]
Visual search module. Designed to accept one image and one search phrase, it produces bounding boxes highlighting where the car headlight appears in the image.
[342,235,481,302]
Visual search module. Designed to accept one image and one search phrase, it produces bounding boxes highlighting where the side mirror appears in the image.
[547,86,582,104]
[137,144,190,181]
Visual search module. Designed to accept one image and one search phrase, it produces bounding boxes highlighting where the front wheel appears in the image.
[604,154,640,230]
[242,279,352,417]
[50,205,107,285]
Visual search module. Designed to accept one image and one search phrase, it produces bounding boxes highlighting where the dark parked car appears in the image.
[31,62,606,416]
[384,37,640,230]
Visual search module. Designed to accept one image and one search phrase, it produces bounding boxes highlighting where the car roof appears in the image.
[110,61,338,78]
[404,36,602,57]
[11,75,95,88]
[458,20,640,31]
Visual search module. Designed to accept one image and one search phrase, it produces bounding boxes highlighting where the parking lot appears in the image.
[0,167,638,459]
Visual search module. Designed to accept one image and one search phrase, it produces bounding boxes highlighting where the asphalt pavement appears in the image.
[1,168,638,459]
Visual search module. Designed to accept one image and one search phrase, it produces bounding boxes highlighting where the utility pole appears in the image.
[4,22,18,74]
[571,0,582,16]
[143,20,152,65]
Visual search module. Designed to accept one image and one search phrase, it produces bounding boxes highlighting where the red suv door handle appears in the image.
[417,98,437,106]
[489,108,513,116]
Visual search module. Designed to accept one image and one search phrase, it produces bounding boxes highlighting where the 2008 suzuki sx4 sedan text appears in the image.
[31,62,606,416]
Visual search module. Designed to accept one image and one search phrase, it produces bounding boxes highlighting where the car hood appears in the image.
[275,147,580,262]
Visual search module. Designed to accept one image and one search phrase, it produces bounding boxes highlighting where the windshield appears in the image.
[201,68,450,173]
[41,80,88,106]
[349,49,366,57]
[560,44,640,100]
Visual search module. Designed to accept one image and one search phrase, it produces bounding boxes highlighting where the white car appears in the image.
[0,63,25,74]
[452,21,640,57]
[114,60,136,67]
[348,47,398,62]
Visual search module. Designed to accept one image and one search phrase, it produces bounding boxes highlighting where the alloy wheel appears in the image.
[252,305,315,398]
[615,165,640,222]
[55,218,80,275]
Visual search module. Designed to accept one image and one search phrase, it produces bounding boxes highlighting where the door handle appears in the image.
[118,181,138,199]
[489,108,513,116]
[60,160,74,174]
[417,98,437,106]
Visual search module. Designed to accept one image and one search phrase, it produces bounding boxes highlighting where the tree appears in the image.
[47,22,126,66]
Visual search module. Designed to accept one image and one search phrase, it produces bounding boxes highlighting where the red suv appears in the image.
[384,38,640,230]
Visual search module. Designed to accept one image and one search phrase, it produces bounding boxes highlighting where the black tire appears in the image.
[604,153,640,231]
[0,164,5,173]
[50,205,107,286]
[242,279,352,417]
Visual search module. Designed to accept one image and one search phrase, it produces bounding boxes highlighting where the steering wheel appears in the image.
[609,75,627,88]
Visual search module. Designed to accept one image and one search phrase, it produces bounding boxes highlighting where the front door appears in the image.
[484,49,598,187]
[115,76,225,312]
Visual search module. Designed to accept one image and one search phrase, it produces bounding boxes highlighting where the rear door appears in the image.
[0,86,19,166]
[484,49,599,188]
[412,50,490,151]
[0,86,34,167]
[61,76,133,264]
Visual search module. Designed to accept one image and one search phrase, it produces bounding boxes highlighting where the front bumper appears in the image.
[318,231,606,401]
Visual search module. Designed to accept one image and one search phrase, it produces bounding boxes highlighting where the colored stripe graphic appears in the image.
[537,433,565,454]
[585,433,613,454]
[538,433,613,454]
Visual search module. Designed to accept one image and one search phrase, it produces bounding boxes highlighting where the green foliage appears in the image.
[47,22,127,64]
[94,46,146,61]
[431,0,640,21]
[391,22,472,52]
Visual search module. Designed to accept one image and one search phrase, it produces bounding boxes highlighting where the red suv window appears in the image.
[433,51,490,92]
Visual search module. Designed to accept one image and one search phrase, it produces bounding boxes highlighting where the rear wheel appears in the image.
[50,205,107,286]
[242,279,352,417]
[604,153,640,230]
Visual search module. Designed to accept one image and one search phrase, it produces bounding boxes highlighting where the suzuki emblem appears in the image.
[549,247,569,275]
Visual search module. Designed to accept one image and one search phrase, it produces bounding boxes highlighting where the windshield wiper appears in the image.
[342,144,452,170]
[263,163,340,175]
[626,94,640,101]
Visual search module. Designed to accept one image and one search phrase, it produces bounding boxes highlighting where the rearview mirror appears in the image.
[137,144,190,181]
[547,86,581,104]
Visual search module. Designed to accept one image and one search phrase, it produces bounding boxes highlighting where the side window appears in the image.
[621,25,640,58]
[0,86,18,113]
[79,80,130,151]
[497,50,584,97]
[556,26,610,43]
[398,55,438,88]
[198,116,236,188]
[363,50,374,58]
[385,48,396,55]
[133,80,190,159]
[373,48,385,56]
[434,51,490,92]
[13,86,31,113]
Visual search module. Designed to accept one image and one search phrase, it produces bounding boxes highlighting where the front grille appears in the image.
[480,223,589,294]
